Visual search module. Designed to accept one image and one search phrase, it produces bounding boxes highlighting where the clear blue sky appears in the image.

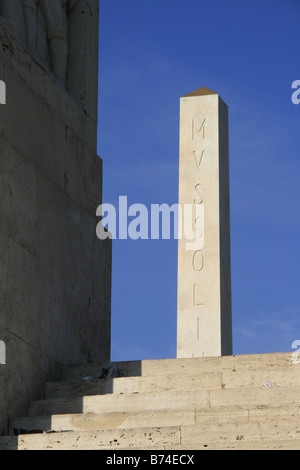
[97,0,300,361]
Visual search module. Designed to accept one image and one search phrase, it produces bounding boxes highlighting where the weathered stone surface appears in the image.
[177,88,232,358]
[62,352,296,380]
[27,389,210,416]
[0,140,38,256]
[44,366,300,400]
[44,373,222,399]
[0,0,111,436]
[0,23,97,149]
[11,409,196,433]
[0,0,99,119]
[65,127,103,216]
[2,353,300,450]
[1,426,181,451]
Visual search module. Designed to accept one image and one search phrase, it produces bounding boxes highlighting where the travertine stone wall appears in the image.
[0,0,111,435]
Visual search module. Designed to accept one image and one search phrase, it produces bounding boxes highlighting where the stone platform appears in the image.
[1,352,300,450]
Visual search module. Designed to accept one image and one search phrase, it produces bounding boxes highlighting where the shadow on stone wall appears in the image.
[1,360,142,450]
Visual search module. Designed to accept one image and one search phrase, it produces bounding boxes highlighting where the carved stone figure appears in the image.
[0,0,78,84]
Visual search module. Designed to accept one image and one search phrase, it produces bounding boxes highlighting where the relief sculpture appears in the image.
[0,0,78,84]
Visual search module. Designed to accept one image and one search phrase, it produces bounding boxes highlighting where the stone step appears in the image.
[0,426,181,450]
[45,367,300,399]
[45,373,222,399]
[11,408,197,434]
[3,352,300,450]
[62,352,295,381]
[10,403,300,434]
[28,385,300,417]
[2,435,300,450]
[2,421,300,450]
[180,421,300,446]
[173,440,300,450]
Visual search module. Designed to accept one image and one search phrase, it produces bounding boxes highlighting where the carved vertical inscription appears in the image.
[177,89,232,358]
[191,117,206,332]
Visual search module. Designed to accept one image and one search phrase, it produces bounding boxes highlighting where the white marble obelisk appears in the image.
[177,87,232,358]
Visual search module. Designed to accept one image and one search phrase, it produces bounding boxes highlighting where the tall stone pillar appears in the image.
[177,87,232,358]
